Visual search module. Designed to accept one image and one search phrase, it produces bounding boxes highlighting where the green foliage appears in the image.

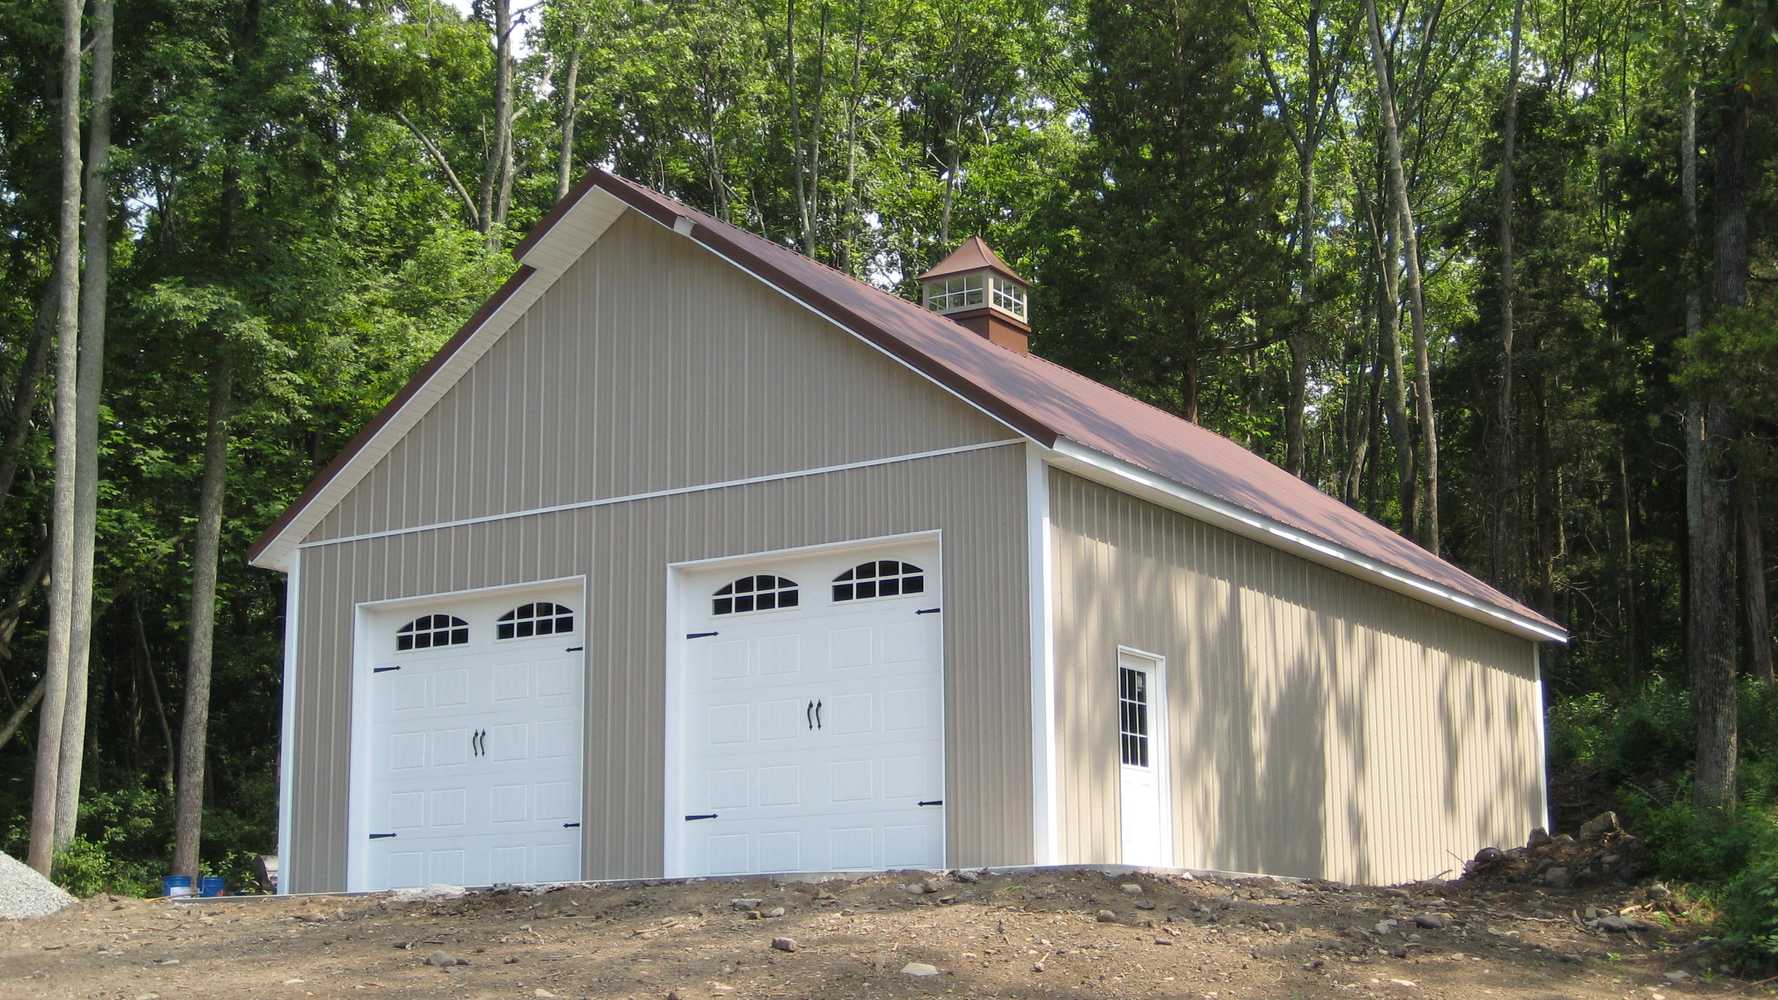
[1551,680,1778,970]
[1548,675,1694,781]
[49,785,170,898]
[1720,848,1778,972]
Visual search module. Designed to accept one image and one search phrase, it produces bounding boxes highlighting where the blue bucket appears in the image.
[198,876,225,897]
[161,874,194,898]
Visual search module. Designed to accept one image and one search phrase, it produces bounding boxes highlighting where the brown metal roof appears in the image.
[253,169,1561,637]
[918,235,1028,284]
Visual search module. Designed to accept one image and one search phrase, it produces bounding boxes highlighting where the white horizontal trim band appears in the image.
[299,438,1025,552]
[1047,440,1567,644]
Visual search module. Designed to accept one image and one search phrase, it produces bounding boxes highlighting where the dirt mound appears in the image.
[0,850,75,919]
[1460,811,1649,889]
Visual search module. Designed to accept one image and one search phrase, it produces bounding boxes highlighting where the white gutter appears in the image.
[1046,440,1568,645]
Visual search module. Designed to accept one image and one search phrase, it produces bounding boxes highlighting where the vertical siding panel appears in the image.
[1045,470,1542,884]
[302,213,1012,547]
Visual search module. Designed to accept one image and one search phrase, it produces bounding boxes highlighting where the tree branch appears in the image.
[395,109,481,228]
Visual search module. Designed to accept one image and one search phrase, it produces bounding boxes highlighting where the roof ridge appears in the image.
[616,173,924,314]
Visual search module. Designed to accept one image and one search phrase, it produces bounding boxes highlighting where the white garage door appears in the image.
[363,588,584,890]
[679,542,945,875]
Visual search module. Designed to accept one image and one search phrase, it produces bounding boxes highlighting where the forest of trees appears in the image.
[1,0,1776,963]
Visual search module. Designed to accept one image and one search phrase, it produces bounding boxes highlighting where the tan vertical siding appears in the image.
[307,212,1010,545]
[288,446,1032,892]
[1047,469,1542,885]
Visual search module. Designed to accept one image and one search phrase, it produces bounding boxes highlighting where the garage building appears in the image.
[250,170,1566,894]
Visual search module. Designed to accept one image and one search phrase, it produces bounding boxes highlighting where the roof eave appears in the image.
[1045,439,1569,644]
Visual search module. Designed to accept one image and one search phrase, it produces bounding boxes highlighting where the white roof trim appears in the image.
[253,177,1560,646]
[249,189,628,571]
[1045,439,1568,644]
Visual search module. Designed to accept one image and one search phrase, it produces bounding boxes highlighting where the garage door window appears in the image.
[832,560,925,602]
[396,614,470,651]
[713,575,799,616]
[496,601,575,640]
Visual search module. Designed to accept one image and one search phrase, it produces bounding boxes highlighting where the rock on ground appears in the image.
[0,850,75,920]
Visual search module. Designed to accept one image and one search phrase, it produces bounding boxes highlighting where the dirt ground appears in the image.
[0,867,1767,999]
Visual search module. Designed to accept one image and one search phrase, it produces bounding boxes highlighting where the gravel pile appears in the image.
[0,850,75,919]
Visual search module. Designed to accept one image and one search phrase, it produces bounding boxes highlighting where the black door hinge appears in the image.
[684,813,718,821]
[373,665,400,673]
[369,832,398,840]
[563,822,581,829]
[686,631,719,640]
[917,800,943,807]
[565,646,584,652]
[915,608,941,616]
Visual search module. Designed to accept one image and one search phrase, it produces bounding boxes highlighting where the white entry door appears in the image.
[678,543,945,875]
[363,589,584,890]
[1118,649,1171,867]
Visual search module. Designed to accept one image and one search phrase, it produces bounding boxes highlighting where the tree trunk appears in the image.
[29,0,85,877]
[1361,172,1416,536]
[938,142,960,249]
[838,0,867,275]
[806,5,827,257]
[555,26,586,201]
[1284,144,1313,479]
[1739,469,1772,683]
[0,548,51,660]
[56,0,115,850]
[1365,0,1438,554]
[1693,79,1749,812]
[1681,68,1706,718]
[1492,0,1524,589]
[1182,349,1200,425]
[0,280,56,512]
[1346,289,1380,508]
[786,0,810,251]
[172,347,234,876]
[1618,436,1639,681]
[136,598,174,791]
[495,120,514,228]
[479,0,512,243]
[786,1,829,256]
[0,676,45,752]
[1246,0,1347,480]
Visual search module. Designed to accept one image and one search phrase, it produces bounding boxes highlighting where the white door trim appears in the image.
[345,575,588,892]
[663,530,945,878]
[1116,645,1174,868]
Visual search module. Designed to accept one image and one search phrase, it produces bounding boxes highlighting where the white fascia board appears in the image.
[515,186,627,273]
[250,191,630,574]
[1045,440,1568,645]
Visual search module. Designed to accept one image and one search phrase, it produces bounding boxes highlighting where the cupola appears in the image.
[918,236,1030,354]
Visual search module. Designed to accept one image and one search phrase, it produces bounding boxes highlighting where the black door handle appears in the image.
[470,730,478,756]
[806,700,813,730]
[815,700,822,729]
